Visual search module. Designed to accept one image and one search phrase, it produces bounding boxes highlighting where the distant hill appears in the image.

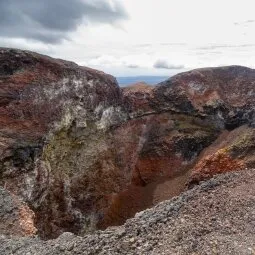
[116,76,168,86]
[124,81,152,89]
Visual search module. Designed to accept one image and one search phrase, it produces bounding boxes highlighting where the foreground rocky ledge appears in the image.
[1,168,254,255]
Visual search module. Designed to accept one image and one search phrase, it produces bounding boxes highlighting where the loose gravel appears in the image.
[1,169,255,255]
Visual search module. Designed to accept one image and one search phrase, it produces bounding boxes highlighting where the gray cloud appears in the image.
[126,64,139,69]
[153,59,184,70]
[195,51,222,56]
[197,44,255,50]
[234,20,255,26]
[0,0,128,44]
[160,43,187,46]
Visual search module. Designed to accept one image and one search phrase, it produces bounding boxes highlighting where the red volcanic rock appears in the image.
[154,66,255,126]
[0,187,37,237]
[122,82,154,117]
[0,48,254,239]
[0,48,125,238]
[0,47,121,134]
[125,81,152,89]
[189,125,254,184]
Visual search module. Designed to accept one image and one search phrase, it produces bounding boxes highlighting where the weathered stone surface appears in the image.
[0,48,254,239]
[189,126,255,185]
[0,168,254,255]
[0,187,37,237]
[0,48,126,238]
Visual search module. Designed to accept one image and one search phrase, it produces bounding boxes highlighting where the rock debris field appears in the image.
[1,168,255,255]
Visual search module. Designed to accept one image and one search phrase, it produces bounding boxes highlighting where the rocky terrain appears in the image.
[0,48,254,252]
[1,168,254,254]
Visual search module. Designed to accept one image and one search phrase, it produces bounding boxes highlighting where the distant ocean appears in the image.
[116,76,169,86]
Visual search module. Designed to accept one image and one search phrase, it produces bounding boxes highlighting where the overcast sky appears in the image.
[1,0,255,76]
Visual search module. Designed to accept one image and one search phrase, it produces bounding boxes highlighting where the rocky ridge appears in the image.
[0,48,254,240]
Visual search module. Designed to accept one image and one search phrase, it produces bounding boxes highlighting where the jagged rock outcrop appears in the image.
[0,48,254,239]
[0,48,126,238]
